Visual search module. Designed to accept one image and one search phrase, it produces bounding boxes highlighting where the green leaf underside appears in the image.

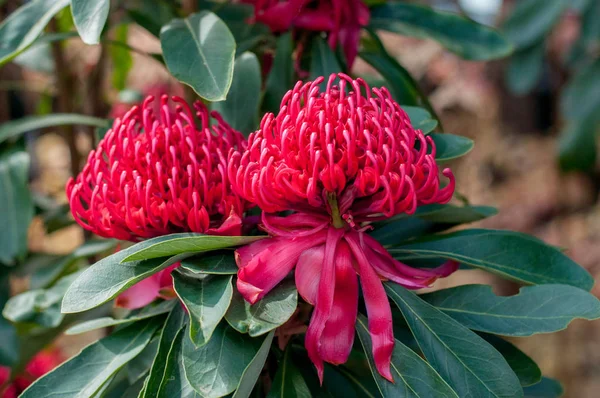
[182,322,264,398]
[71,0,110,45]
[161,11,236,101]
[390,229,594,290]
[173,273,233,347]
[61,235,192,313]
[225,280,298,337]
[370,2,512,60]
[121,233,265,262]
[234,331,275,398]
[422,284,600,336]
[385,283,523,398]
[0,114,110,145]
[65,300,176,335]
[356,315,459,398]
[20,318,162,398]
[180,251,239,275]
[403,106,438,134]
[430,133,474,162]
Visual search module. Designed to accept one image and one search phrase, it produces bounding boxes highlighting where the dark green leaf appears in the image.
[370,3,512,60]
[3,271,82,328]
[561,58,600,122]
[506,42,545,96]
[267,346,311,398]
[310,35,342,88]
[71,0,110,45]
[385,283,523,398]
[173,273,233,346]
[20,318,162,398]
[233,331,275,398]
[356,314,459,398]
[0,114,110,145]
[213,52,262,135]
[0,0,69,65]
[127,0,175,38]
[62,235,191,313]
[0,275,18,366]
[180,251,238,275]
[127,337,159,384]
[372,204,496,245]
[430,133,474,162]
[558,118,598,171]
[479,333,541,387]
[502,0,567,50]
[158,327,202,397]
[109,24,133,91]
[121,233,264,262]
[523,377,563,398]
[143,305,187,398]
[422,284,600,336]
[182,323,264,398]
[322,363,382,398]
[161,11,236,101]
[389,229,594,290]
[264,32,294,114]
[404,107,438,134]
[65,300,176,335]
[0,151,33,265]
[226,280,297,337]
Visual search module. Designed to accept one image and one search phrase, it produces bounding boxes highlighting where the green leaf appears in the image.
[62,235,191,313]
[479,333,541,387]
[0,114,110,145]
[0,275,18,366]
[561,58,600,122]
[126,0,175,38]
[385,284,523,398]
[370,3,512,61]
[71,0,109,45]
[502,0,567,50]
[20,317,162,398]
[0,0,69,65]
[523,377,563,398]
[506,42,545,96]
[264,32,294,114]
[310,35,342,88]
[182,322,264,398]
[212,52,262,135]
[558,118,598,171]
[121,233,264,262]
[180,251,239,275]
[65,300,176,335]
[233,331,275,398]
[389,229,594,290]
[0,151,33,265]
[267,345,311,398]
[143,305,187,398]
[3,270,83,328]
[173,273,233,346]
[372,204,496,245]
[225,280,297,337]
[356,314,459,398]
[421,284,600,337]
[404,107,438,134]
[109,24,133,91]
[158,327,202,397]
[161,11,236,101]
[430,133,474,162]
[322,363,382,398]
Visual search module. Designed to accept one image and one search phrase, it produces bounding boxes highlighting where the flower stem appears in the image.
[327,193,345,229]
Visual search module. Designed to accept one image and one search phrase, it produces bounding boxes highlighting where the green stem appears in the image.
[327,193,345,229]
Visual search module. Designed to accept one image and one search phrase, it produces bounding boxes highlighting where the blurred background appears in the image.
[1,0,599,396]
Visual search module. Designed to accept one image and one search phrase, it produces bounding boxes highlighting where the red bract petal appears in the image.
[115,274,161,309]
[319,240,358,365]
[305,227,344,383]
[346,232,394,382]
[295,244,325,304]
[237,232,327,304]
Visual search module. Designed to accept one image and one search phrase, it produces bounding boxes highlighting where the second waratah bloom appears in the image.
[228,73,457,381]
[67,95,248,308]
[244,0,369,67]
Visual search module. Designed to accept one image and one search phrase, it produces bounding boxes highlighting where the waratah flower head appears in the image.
[228,73,454,223]
[243,0,369,67]
[229,73,457,383]
[67,95,248,242]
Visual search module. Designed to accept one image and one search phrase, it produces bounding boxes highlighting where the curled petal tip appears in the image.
[236,277,263,305]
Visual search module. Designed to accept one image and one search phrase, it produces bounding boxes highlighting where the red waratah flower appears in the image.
[228,73,457,382]
[243,0,369,67]
[1,348,63,397]
[67,95,248,308]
